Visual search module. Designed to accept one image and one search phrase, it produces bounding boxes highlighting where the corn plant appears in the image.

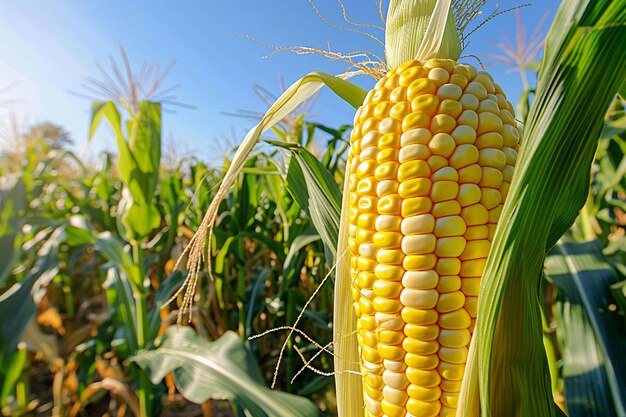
[167,0,626,416]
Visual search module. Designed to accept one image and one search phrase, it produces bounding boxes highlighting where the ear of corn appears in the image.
[346,57,520,417]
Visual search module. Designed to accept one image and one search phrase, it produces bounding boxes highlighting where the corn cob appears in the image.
[347,58,520,417]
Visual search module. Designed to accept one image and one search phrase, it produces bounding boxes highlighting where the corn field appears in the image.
[1,1,626,417]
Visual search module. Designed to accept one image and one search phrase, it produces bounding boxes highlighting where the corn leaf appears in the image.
[188,72,363,255]
[132,326,321,417]
[0,175,24,285]
[268,141,342,258]
[89,101,162,240]
[459,1,626,416]
[545,240,626,417]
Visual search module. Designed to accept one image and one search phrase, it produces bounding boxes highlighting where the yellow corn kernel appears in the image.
[441,392,459,408]
[374,101,391,120]
[475,132,504,150]
[402,307,438,325]
[403,254,437,270]
[461,278,481,296]
[403,338,439,355]
[431,114,456,134]
[401,128,432,146]
[451,124,476,145]
[381,400,406,417]
[439,99,463,118]
[399,143,430,163]
[439,309,471,329]
[464,225,489,240]
[450,73,468,89]
[449,144,479,169]
[477,99,500,114]
[382,370,410,390]
[405,354,440,371]
[439,347,468,364]
[376,194,402,215]
[407,384,442,401]
[457,109,479,130]
[373,280,403,298]
[465,297,478,318]
[480,188,502,209]
[390,101,411,120]
[427,155,448,172]
[404,323,439,340]
[379,345,406,361]
[431,181,459,202]
[374,161,399,181]
[379,132,401,149]
[437,275,461,293]
[461,240,490,260]
[360,314,378,331]
[465,82,488,100]
[411,94,440,116]
[429,133,456,157]
[406,367,441,387]
[376,249,403,265]
[378,329,405,345]
[363,345,382,363]
[398,178,431,198]
[434,216,466,237]
[399,65,427,86]
[480,173,505,197]
[436,291,466,313]
[478,148,507,170]
[432,201,462,217]
[372,297,403,314]
[477,112,504,135]
[461,204,488,226]
[375,264,404,281]
[398,160,431,181]
[439,329,471,348]
[503,124,521,147]
[377,148,398,164]
[402,270,438,290]
[400,289,439,309]
[402,197,432,217]
[432,166,458,182]
[438,362,465,381]
[460,258,487,278]
[365,373,385,390]
[402,234,436,255]
[435,236,466,257]
[441,379,462,393]
[406,398,441,417]
[458,164,483,184]
[435,258,461,275]
[376,313,405,330]
[437,83,463,100]
[376,180,399,197]
[407,78,436,100]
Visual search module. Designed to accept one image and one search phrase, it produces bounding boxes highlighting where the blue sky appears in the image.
[0,1,559,164]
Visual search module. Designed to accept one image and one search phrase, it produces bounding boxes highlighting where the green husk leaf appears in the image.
[458,1,626,416]
[385,0,461,67]
[334,159,363,417]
